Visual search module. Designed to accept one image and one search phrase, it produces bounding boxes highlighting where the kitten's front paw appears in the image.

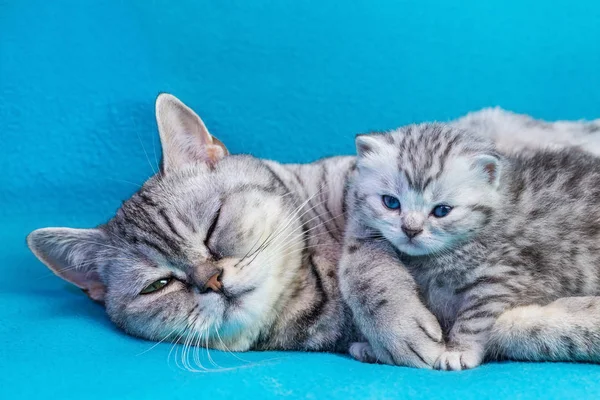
[349,342,377,363]
[370,313,446,368]
[434,348,483,371]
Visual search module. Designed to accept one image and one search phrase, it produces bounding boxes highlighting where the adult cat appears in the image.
[27,94,600,368]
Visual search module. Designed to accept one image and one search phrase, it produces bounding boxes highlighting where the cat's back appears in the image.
[505,147,600,213]
[492,147,600,296]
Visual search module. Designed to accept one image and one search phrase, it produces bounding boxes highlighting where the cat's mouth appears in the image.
[398,240,431,256]
[220,286,256,318]
[222,286,255,304]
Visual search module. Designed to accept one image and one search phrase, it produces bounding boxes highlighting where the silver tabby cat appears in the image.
[27,94,600,368]
[345,120,600,370]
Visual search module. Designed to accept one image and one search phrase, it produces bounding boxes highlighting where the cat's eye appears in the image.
[140,278,172,295]
[382,195,401,210]
[432,204,453,218]
[204,207,221,258]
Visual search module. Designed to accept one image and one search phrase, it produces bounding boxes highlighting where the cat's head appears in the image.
[353,124,503,256]
[27,94,305,350]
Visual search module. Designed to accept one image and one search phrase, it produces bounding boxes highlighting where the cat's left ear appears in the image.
[355,134,386,158]
[471,154,502,188]
[155,93,229,173]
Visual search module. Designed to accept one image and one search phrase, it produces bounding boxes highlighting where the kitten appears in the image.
[344,122,600,370]
[27,94,600,368]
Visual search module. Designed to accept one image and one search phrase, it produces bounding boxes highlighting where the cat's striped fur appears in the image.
[345,122,600,370]
[27,94,600,368]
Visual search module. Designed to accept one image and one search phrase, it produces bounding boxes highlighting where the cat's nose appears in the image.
[203,271,223,293]
[401,225,423,239]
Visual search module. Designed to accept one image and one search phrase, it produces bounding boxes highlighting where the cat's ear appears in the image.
[27,228,107,302]
[471,154,502,188]
[155,93,229,173]
[355,134,385,158]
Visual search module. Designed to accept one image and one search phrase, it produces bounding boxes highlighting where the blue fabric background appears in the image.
[2,0,600,398]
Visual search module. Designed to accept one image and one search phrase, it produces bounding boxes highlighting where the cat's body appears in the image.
[345,124,600,370]
[27,94,600,369]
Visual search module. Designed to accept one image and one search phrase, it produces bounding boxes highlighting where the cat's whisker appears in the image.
[136,325,182,356]
[246,190,327,259]
[106,177,144,189]
[239,200,332,269]
[136,128,157,175]
[204,333,221,369]
[259,212,342,259]
[167,327,188,371]
[214,325,251,364]
[257,188,329,248]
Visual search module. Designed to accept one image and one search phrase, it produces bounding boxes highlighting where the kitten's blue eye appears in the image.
[432,204,453,218]
[382,195,401,210]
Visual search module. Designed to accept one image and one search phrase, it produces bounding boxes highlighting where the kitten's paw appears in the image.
[368,314,446,368]
[434,349,483,371]
[349,342,377,363]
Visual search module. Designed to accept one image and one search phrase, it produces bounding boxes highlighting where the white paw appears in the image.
[435,349,483,371]
[349,342,378,363]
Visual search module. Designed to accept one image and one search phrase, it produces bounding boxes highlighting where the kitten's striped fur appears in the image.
[346,121,600,370]
[27,94,600,368]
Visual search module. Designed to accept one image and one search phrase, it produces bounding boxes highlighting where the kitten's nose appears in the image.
[203,271,223,293]
[401,225,423,239]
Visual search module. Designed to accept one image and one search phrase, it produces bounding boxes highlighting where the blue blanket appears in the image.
[2,0,600,398]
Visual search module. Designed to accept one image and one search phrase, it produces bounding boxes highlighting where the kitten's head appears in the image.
[27,94,305,350]
[353,124,503,256]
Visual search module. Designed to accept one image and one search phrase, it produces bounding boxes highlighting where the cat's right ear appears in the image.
[27,228,107,302]
[155,93,229,173]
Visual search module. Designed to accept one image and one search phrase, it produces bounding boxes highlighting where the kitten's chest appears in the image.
[418,273,464,330]
[408,252,482,330]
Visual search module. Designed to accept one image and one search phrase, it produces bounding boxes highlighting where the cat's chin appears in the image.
[396,241,439,257]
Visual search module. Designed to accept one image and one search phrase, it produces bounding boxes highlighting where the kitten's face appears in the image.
[27,95,304,350]
[354,124,502,256]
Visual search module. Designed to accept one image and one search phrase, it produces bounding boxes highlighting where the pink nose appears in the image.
[204,272,222,292]
[402,225,423,239]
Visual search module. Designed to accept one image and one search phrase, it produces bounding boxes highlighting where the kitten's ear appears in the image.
[355,134,385,158]
[27,228,107,302]
[471,154,502,188]
[155,93,229,172]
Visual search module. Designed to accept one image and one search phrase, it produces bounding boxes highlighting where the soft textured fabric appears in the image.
[2,0,600,398]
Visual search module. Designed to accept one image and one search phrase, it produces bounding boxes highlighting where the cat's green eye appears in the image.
[140,278,172,295]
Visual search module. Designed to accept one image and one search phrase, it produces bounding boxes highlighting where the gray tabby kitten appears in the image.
[27,94,600,367]
[343,121,600,370]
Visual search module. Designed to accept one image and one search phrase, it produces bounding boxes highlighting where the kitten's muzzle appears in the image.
[401,225,423,239]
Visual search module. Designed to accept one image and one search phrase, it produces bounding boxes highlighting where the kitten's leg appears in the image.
[340,237,445,368]
[489,296,600,362]
[436,273,516,371]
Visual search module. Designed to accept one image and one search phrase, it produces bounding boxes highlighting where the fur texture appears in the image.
[344,119,600,370]
[27,95,600,366]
